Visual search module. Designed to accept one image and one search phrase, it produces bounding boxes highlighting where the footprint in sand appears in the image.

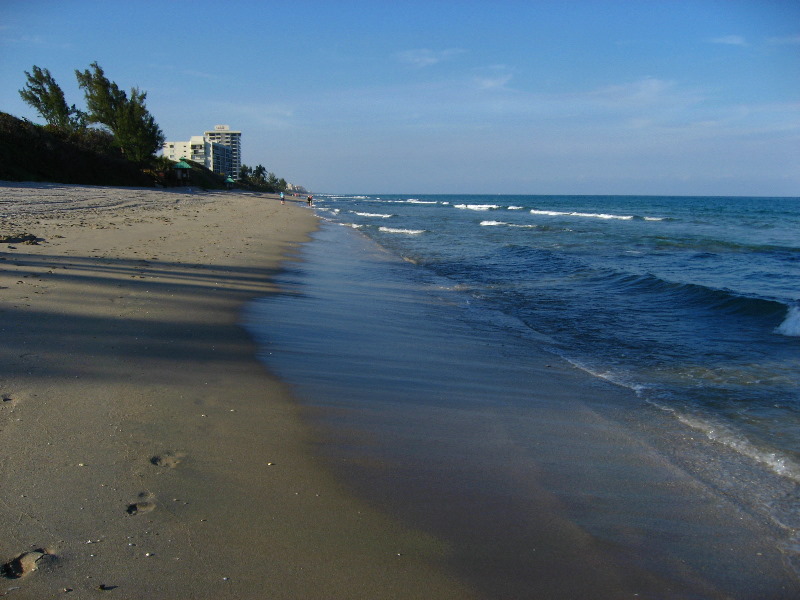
[149,451,185,469]
[1,549,54,578]
[126,492,156,515]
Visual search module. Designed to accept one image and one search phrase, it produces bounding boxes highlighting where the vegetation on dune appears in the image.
[6,62,294,191]
[20,62,164,166]
[74,62,165,164]
[0,111,153,186]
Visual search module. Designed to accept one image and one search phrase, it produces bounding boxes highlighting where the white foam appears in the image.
[379,227,425,235]
[454,204,500,211]
[669,410,800,483]
[480,220,508,226]
[775,306,800,337]
[508,206,525,210]
[530,209,634,220]
[354,212,393,218]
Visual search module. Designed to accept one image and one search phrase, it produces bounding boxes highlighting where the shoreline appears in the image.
[249,217,800,598]
[0,183,474,599]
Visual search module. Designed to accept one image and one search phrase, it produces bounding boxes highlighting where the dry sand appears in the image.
[0,183,474,599]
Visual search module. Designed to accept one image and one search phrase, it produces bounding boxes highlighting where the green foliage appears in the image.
[237,163,288,193]
[18,66,85,131]
[253,164,267,182]
[75,62,165,164]
[114,87,165,163]
[74,62,125,130]
[0,111,151,186]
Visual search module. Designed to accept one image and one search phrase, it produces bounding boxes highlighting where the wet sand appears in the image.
[0,183,474,599]
[248,219,800,599]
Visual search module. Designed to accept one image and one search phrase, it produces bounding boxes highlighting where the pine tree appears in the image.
[75,62,164,163]
[18,65,85,131]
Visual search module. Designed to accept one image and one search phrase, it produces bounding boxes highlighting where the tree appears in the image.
[239,164,253,182]
[114,87,165,163]
[74,62,125,130]
[75,62,164,163]
[253,164,267,184]
[18,65,85,131]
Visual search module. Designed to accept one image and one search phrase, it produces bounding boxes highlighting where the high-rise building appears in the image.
[162,136,232,178]
[204,125,242,180]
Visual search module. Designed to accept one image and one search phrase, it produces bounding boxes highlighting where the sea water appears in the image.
[246,194,800,596]
[318,194,800,471]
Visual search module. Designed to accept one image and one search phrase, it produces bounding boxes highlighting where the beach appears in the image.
[0,183,473,599]
[2,184,798,599]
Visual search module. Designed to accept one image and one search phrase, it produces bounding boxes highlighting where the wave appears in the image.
[601,271,789,321]
[379,227,426,235]
[481,220,539,229]
[559,353,800,484]
[652,402,800,483]
[455,204,500,211]
[776,306,800,337]
[654,237,800,254]
[353,212,394,218]
[530,209,636,220]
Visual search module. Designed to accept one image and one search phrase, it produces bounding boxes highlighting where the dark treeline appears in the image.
[238,164,288,193]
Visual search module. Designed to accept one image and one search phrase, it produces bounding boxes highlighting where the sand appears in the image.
[0,183,474,599]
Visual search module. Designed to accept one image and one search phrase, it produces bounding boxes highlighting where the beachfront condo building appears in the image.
[162,125,242,180]
[162,136,233,179]
[204,125,242,180]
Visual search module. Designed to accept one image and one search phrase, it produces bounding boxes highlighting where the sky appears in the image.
[1,0,798,196]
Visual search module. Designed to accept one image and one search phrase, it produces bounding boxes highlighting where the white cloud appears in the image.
[395,48,465,68]
[590,77,679,105]
[710,35,748,46]
[473,65,514,90]
[767,34,800,45]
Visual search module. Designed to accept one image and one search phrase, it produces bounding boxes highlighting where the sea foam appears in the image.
[530,209,634,220]
[379,227,425,235]
[455,204,500,211]
[776,306,800,337]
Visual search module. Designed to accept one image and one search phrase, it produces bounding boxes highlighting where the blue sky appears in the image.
[1,0,798,195]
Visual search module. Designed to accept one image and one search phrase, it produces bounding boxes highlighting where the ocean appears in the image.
[246,194,800,597]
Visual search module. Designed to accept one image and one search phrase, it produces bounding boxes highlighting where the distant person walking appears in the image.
[307,195,313,206]
[280,191,285,204]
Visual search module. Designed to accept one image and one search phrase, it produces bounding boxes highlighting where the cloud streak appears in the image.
[768,34,800,45]
[710,35,748,46]
[395,48,465,68]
